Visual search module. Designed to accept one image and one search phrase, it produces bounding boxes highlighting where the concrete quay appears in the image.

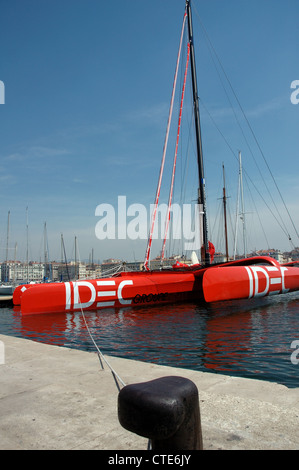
[0,333,298,450]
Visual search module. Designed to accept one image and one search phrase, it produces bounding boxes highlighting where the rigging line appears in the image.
[200,99,236,159]
[61,234,70,281]
[243,175,271,250]
[177,76,201,250]
[74,243,126,390]
[200,98,292,242]
[239,166,293,244]
[80,307,126,391]
[143,10,187,270]
[179,84,194,207]
[100,263,123,277]
[192,4,299,241]
[161,42,190,262]
[199,39,289,239]
[169,48,190,258]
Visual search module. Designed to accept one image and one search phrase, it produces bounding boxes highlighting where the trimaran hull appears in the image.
[13,257,299,315]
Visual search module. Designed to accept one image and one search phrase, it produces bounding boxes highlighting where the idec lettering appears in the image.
[245,265,289,298]
[65,279,133,311]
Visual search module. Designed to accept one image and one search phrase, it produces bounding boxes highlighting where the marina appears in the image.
[0,0,298,452]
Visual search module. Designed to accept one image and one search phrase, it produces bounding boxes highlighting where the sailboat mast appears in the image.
[75,235,77,280]
[222,164,229,262]
[186,0,210,265]
[5,210,10,281]
[239,151,247,257]
[44,222,48,277]
[26,206,29,282]
[233,151,247,258]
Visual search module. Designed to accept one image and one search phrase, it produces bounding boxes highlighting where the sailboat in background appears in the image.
[0,210,14,296]
[13,0,299,315]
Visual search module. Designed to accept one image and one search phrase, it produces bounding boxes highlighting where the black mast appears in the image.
[186,0,210,265]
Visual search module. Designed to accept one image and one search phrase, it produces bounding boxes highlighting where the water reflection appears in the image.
[2,292,299,388]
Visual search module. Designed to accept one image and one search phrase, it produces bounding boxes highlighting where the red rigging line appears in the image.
[143,11,187,271]
[161,42,190,262]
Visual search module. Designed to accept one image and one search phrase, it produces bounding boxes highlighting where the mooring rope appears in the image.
[73,245,126,391]
[79,304,126,391]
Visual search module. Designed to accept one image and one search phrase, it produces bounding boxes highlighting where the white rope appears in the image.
[80,307,126,390]
[100,263,124,277]
[74,244,126,390]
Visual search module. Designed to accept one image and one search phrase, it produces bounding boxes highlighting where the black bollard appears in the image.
[118,376,203,450]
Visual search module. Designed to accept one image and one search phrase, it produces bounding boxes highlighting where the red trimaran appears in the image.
[14,0,299,315]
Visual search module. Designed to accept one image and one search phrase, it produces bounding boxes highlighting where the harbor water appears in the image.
[1,292,299,388]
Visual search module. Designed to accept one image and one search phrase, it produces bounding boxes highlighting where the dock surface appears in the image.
[0,333,298,450]
[0,295,13,305]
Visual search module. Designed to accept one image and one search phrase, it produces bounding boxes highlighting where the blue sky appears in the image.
[0,0,298,263]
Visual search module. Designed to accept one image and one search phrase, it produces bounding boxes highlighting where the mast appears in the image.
[75,235,78,280]
[44,222,48,279]
[186,0,210,265]
[239,151,247,257]
[26,206,29,282]
[43,222,52,280]
[233,151,247,258]
[222,164,229,262]
[5,210,10,282]
[61,233,70,281]
[13,242,17,285]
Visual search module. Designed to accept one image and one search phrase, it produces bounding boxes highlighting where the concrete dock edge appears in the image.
[0,333,298,450]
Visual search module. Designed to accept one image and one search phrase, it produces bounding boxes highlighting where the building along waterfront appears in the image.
[0,248,297,284]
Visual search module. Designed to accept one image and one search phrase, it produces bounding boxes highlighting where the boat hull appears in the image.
[0,285,14,295]
[13,257,299,315]
[203,264,299,302]
[14,270,203,315]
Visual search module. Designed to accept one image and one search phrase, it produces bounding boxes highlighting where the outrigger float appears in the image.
[13,1,299,315]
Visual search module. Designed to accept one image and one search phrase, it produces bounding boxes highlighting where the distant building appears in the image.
[123,261,143,272]
[57,261,87,282]
[2,246,298,284]
[85,264,102,279]
[288,247,299,262]
[253,249,289,264]
[1,261,44,282]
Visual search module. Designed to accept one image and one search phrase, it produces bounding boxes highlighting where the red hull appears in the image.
[13,269,204,315]
[203,261,299,302]
[13,257,299,315]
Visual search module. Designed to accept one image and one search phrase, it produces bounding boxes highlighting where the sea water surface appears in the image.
[1,292,299,388]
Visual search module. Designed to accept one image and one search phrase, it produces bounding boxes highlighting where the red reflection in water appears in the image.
[9,294,299,387]
[203,309,252,372]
